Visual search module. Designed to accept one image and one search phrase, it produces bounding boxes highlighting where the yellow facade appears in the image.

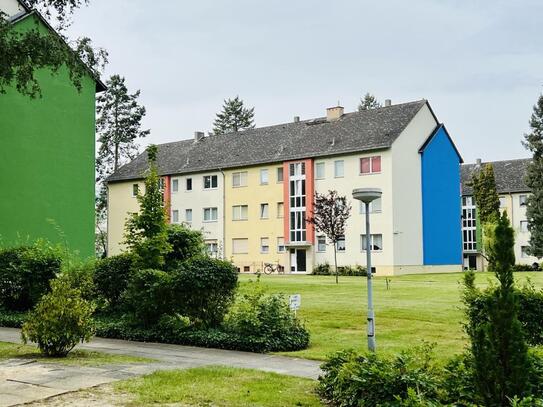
[224,164,287,272]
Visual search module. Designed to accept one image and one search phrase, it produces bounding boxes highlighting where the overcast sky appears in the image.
[68,0,543,163]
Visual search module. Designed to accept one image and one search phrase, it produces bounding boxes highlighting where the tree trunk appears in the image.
[333,246,338,284]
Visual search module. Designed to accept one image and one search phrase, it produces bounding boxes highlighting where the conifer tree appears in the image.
[471,163,501,226]
[357,93,381,112]
[124,145,171,269]
[523,94,543,258]
[212,96,255,135]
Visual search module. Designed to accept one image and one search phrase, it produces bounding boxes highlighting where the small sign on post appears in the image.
[289,294,301,316]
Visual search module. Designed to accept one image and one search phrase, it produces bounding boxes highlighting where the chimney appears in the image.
[384,99,392,107]
[476,158,482,166]
[194,131,205,142]
[293,116,300,123]
[326,105,344,121]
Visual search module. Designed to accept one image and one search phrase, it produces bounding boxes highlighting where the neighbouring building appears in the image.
[461,158,540,270]
[107,99,463,275]
[0,0,105,257]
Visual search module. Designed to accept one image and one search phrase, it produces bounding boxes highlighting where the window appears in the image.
[499,197,506,207]
[521,246,530,258]
[186,178,193,191]
[360,156,381,174]
[132,184,139,197]
[362,234,383,251]
[172,210,179,223]
[203,207,218,222]
[277,237,285,253]
[336,235,345,252]
[260,237,270,253]
[243,266,251,272]
[315,162,325,179]
[185,209,192,222]
[260,169,269,185]
[232,238,249,254]
[203,175,218,189]
[317,236,326,252]
[232,171,248,187]
[277,167,284,182]
[260,203,269,219]
[205,241,218,257]
[520,220,529,232]
[233,205,248,221]
[277,202,284,218]
[520,195,528,206]
[360,198,382,214]
[172,179,179,193]
[334,160,344,178]
[462,196,477,252]
[289,162,307,242]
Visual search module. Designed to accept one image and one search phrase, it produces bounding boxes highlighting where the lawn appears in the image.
[239,272,543,361]
[0,341,153,366]
[115,366,321,407]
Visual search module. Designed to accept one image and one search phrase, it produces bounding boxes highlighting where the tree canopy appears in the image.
[357,93,381,112]
[212,96,255,135]
[471,163,500,226]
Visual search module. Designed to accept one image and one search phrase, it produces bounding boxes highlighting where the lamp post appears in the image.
[352,187,382,352]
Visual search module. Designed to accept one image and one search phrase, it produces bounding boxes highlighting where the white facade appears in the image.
[0,0,24,17]
[169,171,224,257]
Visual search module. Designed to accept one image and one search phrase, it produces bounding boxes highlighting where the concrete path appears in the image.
[0,327,322,406]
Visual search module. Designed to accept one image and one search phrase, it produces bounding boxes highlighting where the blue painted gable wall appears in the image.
[421,125,462,265]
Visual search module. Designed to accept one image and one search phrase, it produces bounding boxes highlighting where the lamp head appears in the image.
[352,188,382,204]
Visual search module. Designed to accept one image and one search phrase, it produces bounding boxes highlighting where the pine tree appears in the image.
[471,163,500,225]
[357,93,381,112]
[468,212,531,406]
[212,96,255,135]
[95,74,149,256]
[124,145,171,269]
[522,94,543,259]
[306,191,352,284]
[0,0,108,98]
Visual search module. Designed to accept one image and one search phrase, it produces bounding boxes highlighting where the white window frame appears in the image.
[260,168,269,185]
[186,177,193,191]
[232,238,249,254]
[260,203,269,219]
[185,209,193,223]
[203,175,218,190]
[317,236,326,252]
[315,162,325,179]
[232,171,248,188]
[277,167,284,183]
[203,207,218,222]
[520,220,529,233]
[360,198,382,214]
[334,160,344,178]
[233,205,248,221]
[277,202,284,218]
[519,194,528,206]
[260,237,270,254]
[521,246,530,258]
[132,183,139,197]
[205,241,218,257]
[172,209,179,223]
[171,178,179,193]
[277,237,286,253]
[361,234,383,252]
[336,235,346,252]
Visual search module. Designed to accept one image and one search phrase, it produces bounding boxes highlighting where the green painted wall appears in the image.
[0,14,97,258]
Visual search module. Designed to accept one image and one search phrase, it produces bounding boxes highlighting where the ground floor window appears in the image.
[232,238,248,254]
[205,241,218,257]
[317,236,326,252]
[336,235,345,252]
[260,237,269,253]
[361,234,383,251]
[277,237,285,253]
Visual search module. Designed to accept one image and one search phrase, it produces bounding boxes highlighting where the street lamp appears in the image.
[352,187,382,352]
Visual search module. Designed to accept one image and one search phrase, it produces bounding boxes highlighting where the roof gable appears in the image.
[419,123,463,163]
[108,100,428,182]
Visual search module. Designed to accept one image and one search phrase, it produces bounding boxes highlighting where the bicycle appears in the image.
[263,262,285,275]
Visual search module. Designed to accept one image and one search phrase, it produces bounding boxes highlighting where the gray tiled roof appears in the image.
[108,100,429,182]
[461,158,532,195]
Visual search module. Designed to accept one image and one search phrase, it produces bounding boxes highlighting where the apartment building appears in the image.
[461,158,540,270]
[107,100,463,275]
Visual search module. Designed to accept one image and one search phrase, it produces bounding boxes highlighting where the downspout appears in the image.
[219,168,226,260]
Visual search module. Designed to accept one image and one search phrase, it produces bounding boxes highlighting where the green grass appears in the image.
[238,272,543,361]
[115,366,322,406]
[0,341,154,366]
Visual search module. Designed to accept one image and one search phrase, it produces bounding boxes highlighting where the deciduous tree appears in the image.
[307,190,351,284]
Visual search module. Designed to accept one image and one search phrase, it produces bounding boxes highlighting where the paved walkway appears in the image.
[0,327,322,406]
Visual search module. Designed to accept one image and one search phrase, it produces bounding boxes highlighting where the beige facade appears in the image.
[107,180,144,255]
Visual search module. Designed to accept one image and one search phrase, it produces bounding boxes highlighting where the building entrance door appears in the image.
[290,248,307,273]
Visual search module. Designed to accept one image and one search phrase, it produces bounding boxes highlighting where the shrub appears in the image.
[21,277,95,357]
[94,253,135,309]
[318,343,441,407]
[172,257,238,327]
[312,262,366,276]
[513,263,540,272]
[122,269,173,327]
[223,281,309,351]
[164,224,205,270]
[0,244,62,311]
[312,262,332,275]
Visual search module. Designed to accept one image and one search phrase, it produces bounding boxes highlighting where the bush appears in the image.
[172,257,238,327]
[21,277,95,357]
[122,269,173,327]
[318,343,441,407]
[164,224,205,270]
[223,281,309,351]
[513,263,540,272]
[312,262,366,276]
[94,253,135,310]
[0,244,62,311]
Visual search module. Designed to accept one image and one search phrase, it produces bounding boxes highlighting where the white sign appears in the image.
[289,294,301,311]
